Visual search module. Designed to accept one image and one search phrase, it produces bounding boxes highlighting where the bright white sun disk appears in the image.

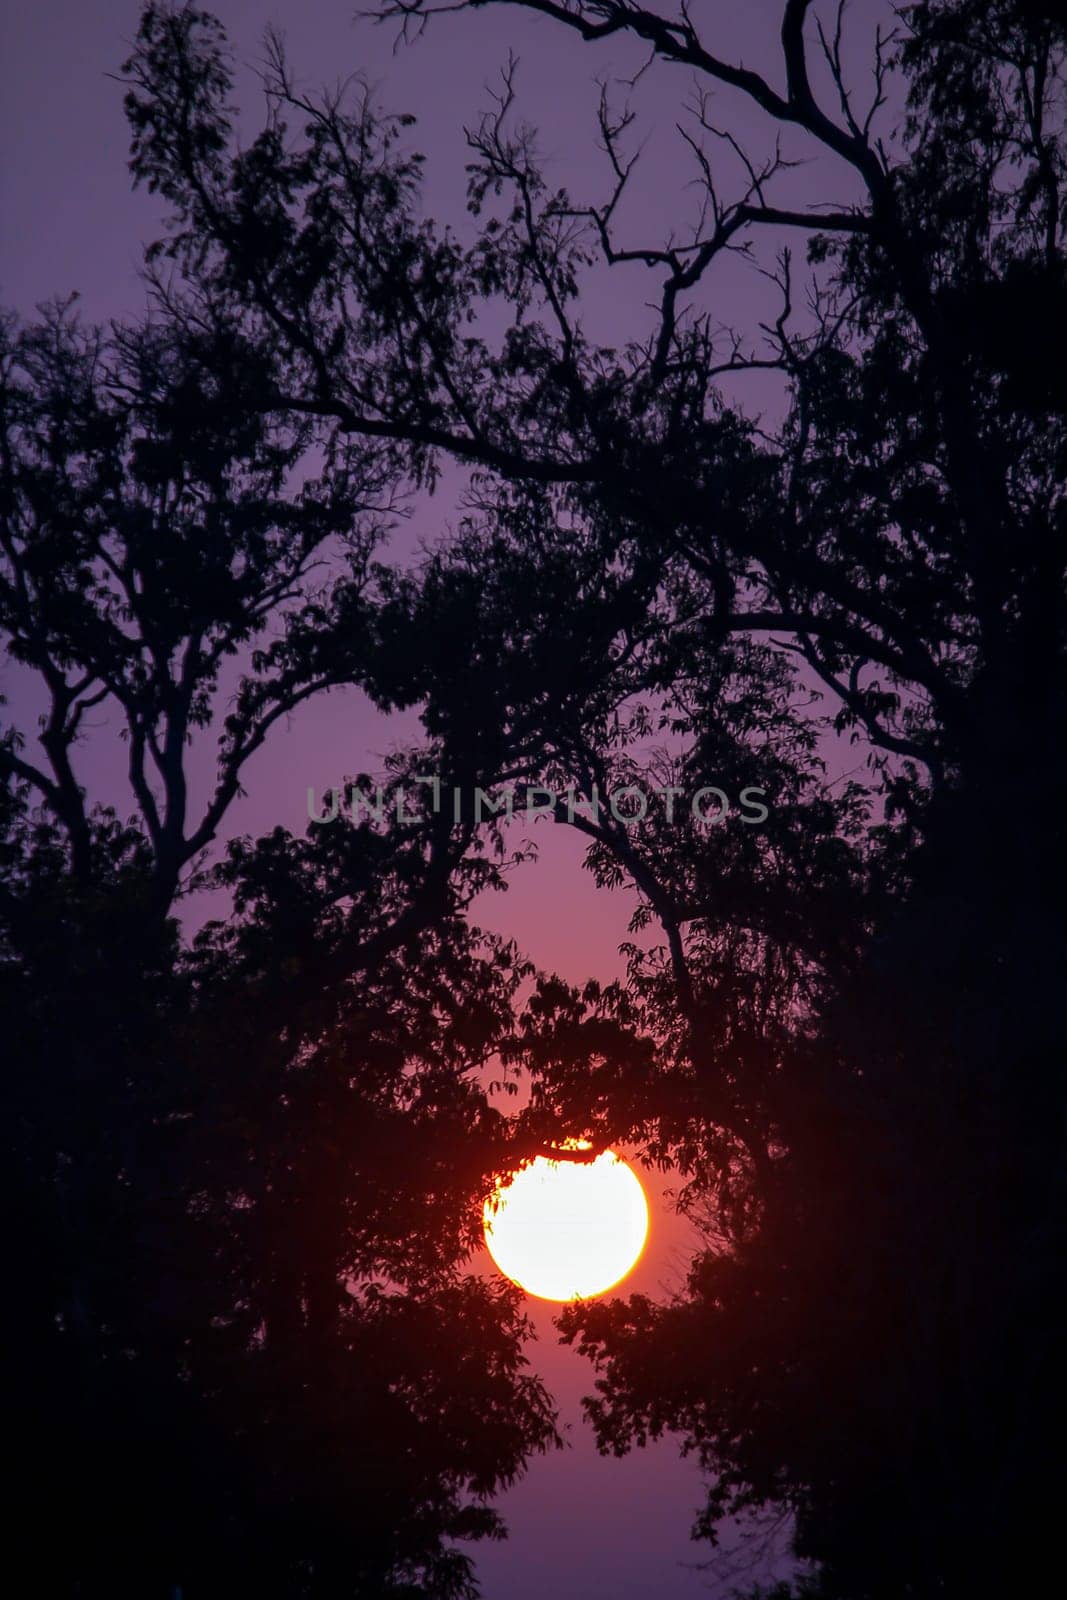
[483,1149,649,1302]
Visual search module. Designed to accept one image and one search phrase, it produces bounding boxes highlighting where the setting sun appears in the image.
[483,1149,649,1302]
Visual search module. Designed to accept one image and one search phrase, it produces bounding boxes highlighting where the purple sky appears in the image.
[1,1,893,1590]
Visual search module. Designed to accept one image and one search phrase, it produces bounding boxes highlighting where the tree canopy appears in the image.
[5,2,1066,1595]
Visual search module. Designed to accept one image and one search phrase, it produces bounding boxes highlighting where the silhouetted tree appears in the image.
[113,0,1067,1589]
[2,280,558,1595]
[7,1,1066,1593]
[378,4,1065,1592]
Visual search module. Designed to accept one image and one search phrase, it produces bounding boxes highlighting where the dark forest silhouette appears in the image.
[3,2,1065,1595]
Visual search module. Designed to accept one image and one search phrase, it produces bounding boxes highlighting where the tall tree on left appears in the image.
[1,279,556,1594]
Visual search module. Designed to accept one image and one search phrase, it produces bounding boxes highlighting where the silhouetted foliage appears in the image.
[4,794,558,1596]
[6,1,1067,1595]
[1,132,559,1598]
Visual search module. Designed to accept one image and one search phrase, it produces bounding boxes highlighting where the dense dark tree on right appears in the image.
[305,3,1064,1587]
[103,0,1067,1590]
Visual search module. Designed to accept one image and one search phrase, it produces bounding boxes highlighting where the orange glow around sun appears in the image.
[483,1147,649,1302]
